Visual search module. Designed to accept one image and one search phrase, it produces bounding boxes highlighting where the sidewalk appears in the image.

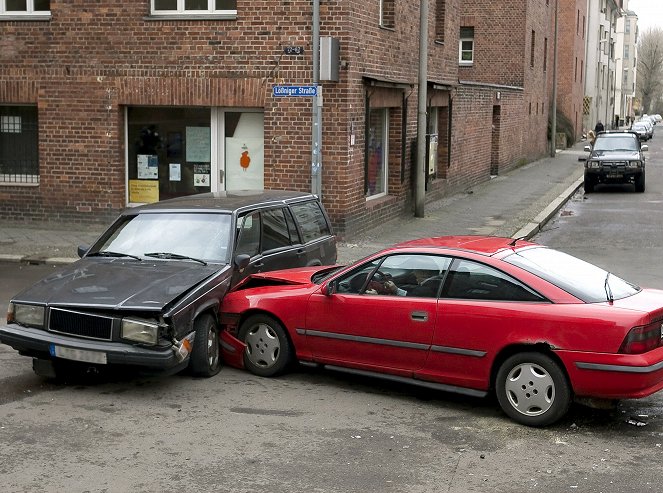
[0,142,587,266]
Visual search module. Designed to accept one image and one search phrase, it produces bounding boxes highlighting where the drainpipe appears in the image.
[550,0,558,157]
[312,0,322,198]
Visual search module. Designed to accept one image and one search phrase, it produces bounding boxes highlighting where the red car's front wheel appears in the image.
[239,314,293,377]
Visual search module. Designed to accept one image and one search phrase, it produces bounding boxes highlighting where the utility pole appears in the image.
[311,0,322,197]
[415,0,428,217]
[550,0,558,157]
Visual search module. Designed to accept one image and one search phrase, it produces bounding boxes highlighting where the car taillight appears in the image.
[619,322,663,354]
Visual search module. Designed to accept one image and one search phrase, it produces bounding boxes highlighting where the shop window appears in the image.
[128,107,212,203]
[427,107,439,178]
[224,112,264,190]
[366,108,389,199]
[0,0,49,17]
[459,27,474,65]
[151,0,236,16]
[0,106,39,184]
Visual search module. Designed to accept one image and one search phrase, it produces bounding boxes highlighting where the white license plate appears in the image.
[49,344,107,364]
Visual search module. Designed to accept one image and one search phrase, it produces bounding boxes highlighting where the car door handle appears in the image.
[410,311,428,322]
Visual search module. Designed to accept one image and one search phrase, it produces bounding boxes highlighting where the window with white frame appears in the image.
[366,108,389,199]
[151,0,236,16]
[0,0,50,16]
[459,27,474,65]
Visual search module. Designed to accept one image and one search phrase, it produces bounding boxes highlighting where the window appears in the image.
[459,27,474,65]
[427,107,439,177]
[530,30,536,68]
[290,200,331,243]
[151,0,236,16]
[0,0,49,17]
[380,0,395,29]
[435,0,446,42]
[0,106,39,184]
[624,45,630,60]
[442,259,545,302]
[543,37,548,72]
[625,20,631,34]
[236,212,261,258]
[366,108,389,199]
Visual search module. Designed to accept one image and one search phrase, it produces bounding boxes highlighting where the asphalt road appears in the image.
[1,133,663,492]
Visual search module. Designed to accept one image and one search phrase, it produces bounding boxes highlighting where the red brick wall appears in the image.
[0,0,558,238]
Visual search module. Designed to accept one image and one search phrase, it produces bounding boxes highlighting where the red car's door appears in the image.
[301,253,451,375]
[304,291,436,375]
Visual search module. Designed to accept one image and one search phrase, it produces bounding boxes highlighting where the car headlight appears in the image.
[626,161,642,169]
[586,160,600,169]
[9,302,45,328]
[121,318,160,345]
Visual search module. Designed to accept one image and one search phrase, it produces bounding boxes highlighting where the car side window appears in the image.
[336,261,381,294]
[235,212,261,258]
[289,200,331,243]
[442,259,545,302]
[261,208,292,252]
[284,207,301,244]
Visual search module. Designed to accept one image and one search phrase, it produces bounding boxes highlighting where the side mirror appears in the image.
[321,281,336,296]
[583,145,591,152]
[641,144,649,152]
[77,245,90,258]
[234,254,251,271]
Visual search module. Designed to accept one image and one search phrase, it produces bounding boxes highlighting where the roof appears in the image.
[394,235,537,256]
[123,190,319,215]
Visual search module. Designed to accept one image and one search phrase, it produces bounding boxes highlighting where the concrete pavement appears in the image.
[0,142,587,266]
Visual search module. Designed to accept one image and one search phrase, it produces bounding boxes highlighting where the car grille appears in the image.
[601,161,627,171]
[48,308,114,341]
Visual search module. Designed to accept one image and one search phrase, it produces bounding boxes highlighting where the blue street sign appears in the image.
[273,85,319,97]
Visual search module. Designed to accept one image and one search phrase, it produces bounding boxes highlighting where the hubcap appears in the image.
[245,323,280,369]
[504,362,555,417]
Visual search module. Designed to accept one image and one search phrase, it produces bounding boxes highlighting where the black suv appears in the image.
[583,131,648,193]
[0,190,336,379]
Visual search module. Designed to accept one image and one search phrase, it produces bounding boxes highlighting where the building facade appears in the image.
[1,1,558,237]
[615,3,638,124]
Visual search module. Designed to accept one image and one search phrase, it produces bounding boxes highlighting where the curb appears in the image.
[511,176,584,240]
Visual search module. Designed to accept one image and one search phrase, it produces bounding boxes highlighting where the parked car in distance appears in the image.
[583,131,647,193]
[0,190,336,379]
[641,118,655,138]
[630,122,650,141]
[220,235,663,427]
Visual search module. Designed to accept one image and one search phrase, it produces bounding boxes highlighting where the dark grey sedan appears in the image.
[0,190,336,379]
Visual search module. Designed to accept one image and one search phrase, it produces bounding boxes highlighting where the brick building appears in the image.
[1,1,557,238]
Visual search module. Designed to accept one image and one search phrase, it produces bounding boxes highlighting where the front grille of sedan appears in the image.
[48,308,114,341]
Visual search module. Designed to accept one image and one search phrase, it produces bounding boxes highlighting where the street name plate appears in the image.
[273,85,319,97]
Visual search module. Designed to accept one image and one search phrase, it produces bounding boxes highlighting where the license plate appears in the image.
[49,344,107,364]
[607,174,622,178]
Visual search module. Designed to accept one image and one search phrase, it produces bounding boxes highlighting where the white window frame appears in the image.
[0,0,50,19]
[151,0,236,17]
[459,37,474,66]
[366,108,389,201]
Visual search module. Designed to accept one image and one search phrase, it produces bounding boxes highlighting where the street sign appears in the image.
[273,85,319,97]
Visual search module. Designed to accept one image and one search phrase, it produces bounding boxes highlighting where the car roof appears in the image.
[123,190,320,215]
[595,131,638,138]
[394,235,538,256]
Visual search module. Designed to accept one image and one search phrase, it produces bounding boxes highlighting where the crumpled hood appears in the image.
[12,258,228,310]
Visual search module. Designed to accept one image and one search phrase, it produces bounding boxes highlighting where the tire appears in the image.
[635,172,645,193]
[189,313,222,377]
[238,314,293,377]
[583,175,594,193]
[495,352,571,427]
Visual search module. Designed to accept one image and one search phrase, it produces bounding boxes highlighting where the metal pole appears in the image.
[550,0,558,157]
[605,42,610,128]
[311,0,322,197]
[415,0,428,217]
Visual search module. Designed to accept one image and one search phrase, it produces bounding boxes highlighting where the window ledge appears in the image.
[0,180,39,187]
[0,14,51,21]
[145,14,237,21]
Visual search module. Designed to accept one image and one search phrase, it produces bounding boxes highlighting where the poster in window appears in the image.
[169,163,181,181]
[186,127,211,163]
[129,179,159,203]
[225,138,264,189]
[137,154,159,179]
[193,163,211,187]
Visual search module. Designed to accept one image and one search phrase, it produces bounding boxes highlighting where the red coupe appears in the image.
[219,236,663,426]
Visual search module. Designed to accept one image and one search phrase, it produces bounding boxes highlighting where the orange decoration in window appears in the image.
[240,149,251,171]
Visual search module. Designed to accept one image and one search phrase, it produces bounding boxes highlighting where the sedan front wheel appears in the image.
[496,352,571,427]
[239,314,293,377]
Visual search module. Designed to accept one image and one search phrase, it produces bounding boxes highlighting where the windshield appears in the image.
[95,212,232,263]
[593,136,638,152]
[503,247,640,303]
